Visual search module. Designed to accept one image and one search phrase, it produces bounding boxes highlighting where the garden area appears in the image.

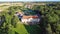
[0,5,41,34]
[11,22,41,34]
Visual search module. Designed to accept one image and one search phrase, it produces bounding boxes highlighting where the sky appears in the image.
[0,0,60,2]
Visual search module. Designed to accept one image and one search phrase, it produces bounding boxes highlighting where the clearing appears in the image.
[11,22,41,34]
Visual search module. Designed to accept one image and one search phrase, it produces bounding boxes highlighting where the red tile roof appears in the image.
[22,15,38,19]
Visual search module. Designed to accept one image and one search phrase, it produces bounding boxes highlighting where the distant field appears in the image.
[0,3,24,11]
[0,2,46,11]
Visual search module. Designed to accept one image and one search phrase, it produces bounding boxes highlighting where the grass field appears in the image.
[11,22,41,34]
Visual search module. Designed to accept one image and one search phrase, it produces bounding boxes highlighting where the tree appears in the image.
[11,16,19,28]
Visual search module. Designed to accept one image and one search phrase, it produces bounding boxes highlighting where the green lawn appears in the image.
[11,22,41,34]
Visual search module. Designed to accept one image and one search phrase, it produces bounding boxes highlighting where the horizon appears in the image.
[0,0,60,2]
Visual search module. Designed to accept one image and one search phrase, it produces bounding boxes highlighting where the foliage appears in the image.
[32,3,60,34]
[0,2,60,34]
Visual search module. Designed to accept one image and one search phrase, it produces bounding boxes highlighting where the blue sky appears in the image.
[0,0,60,2]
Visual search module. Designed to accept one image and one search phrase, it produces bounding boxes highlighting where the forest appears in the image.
[0,2,60,34]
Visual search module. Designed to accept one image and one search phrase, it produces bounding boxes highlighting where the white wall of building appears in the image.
[21,18,40,24]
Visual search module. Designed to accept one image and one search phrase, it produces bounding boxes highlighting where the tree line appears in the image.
[32,3,60,34]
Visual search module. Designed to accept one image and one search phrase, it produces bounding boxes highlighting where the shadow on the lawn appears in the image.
[15,31,19,34]
[24,24,41,34]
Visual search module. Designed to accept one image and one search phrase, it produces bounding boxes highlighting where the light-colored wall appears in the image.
[21,18,40,24]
